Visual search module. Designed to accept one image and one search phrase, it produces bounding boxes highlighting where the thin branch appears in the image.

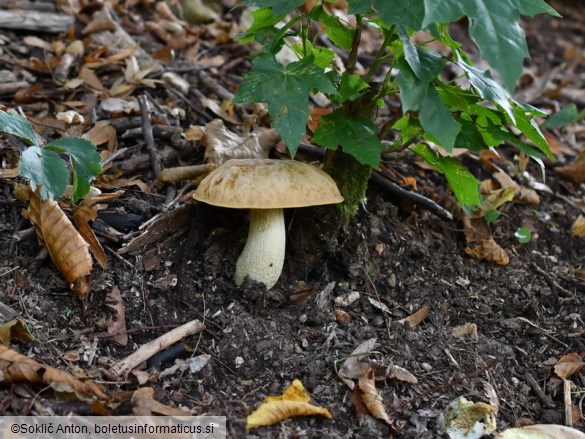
[138,94,160,179]
[346,15,363,74]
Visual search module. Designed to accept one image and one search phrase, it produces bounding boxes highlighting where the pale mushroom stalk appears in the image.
[234,208,285,288]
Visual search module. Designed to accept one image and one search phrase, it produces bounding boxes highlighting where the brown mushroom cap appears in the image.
[193,159,343,209]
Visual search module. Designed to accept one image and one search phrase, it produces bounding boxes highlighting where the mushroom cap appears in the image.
[193,159,343,209]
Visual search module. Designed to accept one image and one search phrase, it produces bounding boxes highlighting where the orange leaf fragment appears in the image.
[246,379,332,430]
[554,352,584,380]
[23,189,93,301]
[0,344,106,400]
[571,215,585,238]
[398,306,429,327]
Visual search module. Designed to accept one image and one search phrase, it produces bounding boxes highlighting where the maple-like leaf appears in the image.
[234,53,337,157]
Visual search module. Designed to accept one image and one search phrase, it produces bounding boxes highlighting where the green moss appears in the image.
[324,150,371,223]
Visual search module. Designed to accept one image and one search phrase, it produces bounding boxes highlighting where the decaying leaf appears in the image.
[106,286,128,346]
[339,338,377,390]
[383,365,418,384]
[246,379,332,430]
[357,367,392,425]
[444,396,497,439]
[493,170,540,206]
[496,424,585,439]
[22,189,92,301]
[571,215,585,238]
[452,323,479,341]
[554,352,584,380]
[463,216,509,266]
[0,319,32,345]
[201,119,279,166]
[556,151,585,184]
[83,120,117,152]
[398,306,430,327]
[472,187,517,218]
[0,344,106,400]
[132,387,191,416]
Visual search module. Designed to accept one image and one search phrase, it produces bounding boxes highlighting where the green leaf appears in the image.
[45,138,102,203]
[0,110,39,146]
[376,0,425,29]
[514,226,532,244]
[236,7,283,44]
[395,50,443,111]
[338,71,369,102]
[456,58,515,122]
[310,6,354,51]
[484,209,500,223]
[412,144,481,207]
[292,40,335,68]
[454,120,484,152]
[239,0,304,16]
[419,86,461,151]
[397,25,422,78]
[313,109,383,168]
[510,105,554,159]
[423,0,557,91]
[234,53,337,156]
[348,0,374,14]
[18,146,68,200]
[542,104,579,129]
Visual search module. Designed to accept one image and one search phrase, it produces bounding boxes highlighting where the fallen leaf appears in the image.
[357,367,392,425]
[132,387,190,416]
[246,379,332,430]
[554,352,584,380]
[338,338,377,390]
[496,424,585,438]
[384,365,418,384]
[463,216,509,266]
[0,344,106,400]
[452,323,479,341]
[105,286,128,346]
[398,306,429,327]
[0,319,32,345]
[368,297,390,314]
[556,153,585,184]
[82,121,117,151]
[444,396,497,439]
[571,215,585,238]
[22,189,92,302]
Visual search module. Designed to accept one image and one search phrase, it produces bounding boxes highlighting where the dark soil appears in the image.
[0,1,584,437]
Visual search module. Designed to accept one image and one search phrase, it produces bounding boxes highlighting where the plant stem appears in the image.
[346,15,363,74]
[364,27,394,83]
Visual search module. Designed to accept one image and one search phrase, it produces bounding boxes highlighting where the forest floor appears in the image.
[0,0,584,437]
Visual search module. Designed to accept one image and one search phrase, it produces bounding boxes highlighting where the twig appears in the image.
[524,372,555,408]
[109,319,205,378]
[346,15,363,74]
[371,171,453,221]
[137,94,160,179]
[531,263,574,298]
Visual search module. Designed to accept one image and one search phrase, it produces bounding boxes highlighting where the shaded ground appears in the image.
[0,1,584,437]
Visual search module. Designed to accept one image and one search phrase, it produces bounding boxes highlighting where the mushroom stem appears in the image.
[234,208,285,289]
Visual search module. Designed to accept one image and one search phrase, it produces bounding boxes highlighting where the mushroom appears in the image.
[193,159,343,289]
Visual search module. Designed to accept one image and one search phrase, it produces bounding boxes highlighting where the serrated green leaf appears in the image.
[457,58,515,123]
[18,146,68,200]
[542,104,579,129]
[397,25,422,78]
[396,50,443,112]
[313,109,383,168]
[239,0,304,16]
[234,53,337,156]
[412,144,481,207]
[292,40,335,68]
[45,138,102,203]
[348,0,374,14]
[510,105,554,159]
[310,6,354,51]
[454,120,484,152]
[236,7,283,44]
[376,0,424,29]
[0,111,39,146]
[420,86,461,151]
[423,0,557,91]
[437,84,480,112]
[338,72,368,102]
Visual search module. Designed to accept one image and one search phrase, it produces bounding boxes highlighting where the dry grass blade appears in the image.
[0,344,106,400]
[23,189,92,301]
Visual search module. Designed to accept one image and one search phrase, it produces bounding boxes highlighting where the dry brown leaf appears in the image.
[556,154,585,184]
[465,239,510,266]
[452,323,479,341]
[82,121,117,151]
[106,286,128,346]
[571,215,585,238]
[496,424,585,438]
[23,189,92,301]
[357,367,392,425]
[73,204,107,269]
[398,306,429,327]
[0,344,106,400]
[472,186,517,218]
[554,352,584,380]
[246,379,332,430]
[338,338,377,390]
[384,365,418,383]
[351,382,370,423]
[0,319,32,345]
[132,387,190,416]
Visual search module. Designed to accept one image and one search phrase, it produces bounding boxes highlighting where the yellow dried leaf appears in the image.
[23,189,93,301]
[0,344,106,400]
[246,379,332,430]
[554,352,584,380]
[472,186,517,218]
[571,215,585,238]
[398,306,429,327]
[357,367,392,425]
